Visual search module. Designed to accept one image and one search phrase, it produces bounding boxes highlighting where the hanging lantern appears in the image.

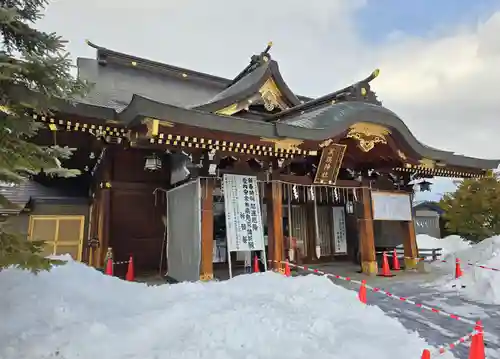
[144,153,162,171]
[346,201,354,214]
[292,185,299,200]
[315,245,321,259]
[419,180,432,192]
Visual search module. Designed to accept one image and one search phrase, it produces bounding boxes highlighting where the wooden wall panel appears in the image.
[110,189,166,275]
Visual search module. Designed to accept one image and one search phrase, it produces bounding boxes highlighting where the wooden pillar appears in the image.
[266,182,284,271]
[402,220,418,269]
[99,187,111,267]
[200,178,214,280]
[358,188,377,275]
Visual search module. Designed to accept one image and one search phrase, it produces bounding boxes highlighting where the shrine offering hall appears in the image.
[16,41,499,280]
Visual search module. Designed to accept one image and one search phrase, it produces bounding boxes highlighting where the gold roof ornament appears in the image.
[418,158,436,169]
[346,122,390,152]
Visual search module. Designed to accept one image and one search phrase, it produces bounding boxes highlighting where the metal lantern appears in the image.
[144,153,162,171]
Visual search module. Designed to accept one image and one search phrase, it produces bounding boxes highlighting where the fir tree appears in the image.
[439,175,500,243]
[0,0,88,272]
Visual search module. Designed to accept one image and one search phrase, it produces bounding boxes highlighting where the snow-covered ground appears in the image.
[0,256,453,359]
[426,235,500,305]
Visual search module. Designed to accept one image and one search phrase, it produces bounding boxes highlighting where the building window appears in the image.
[28,215,85,261]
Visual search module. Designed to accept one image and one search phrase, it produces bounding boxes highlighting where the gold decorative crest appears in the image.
[346,122,391,152]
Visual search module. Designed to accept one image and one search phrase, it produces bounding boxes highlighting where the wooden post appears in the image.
[200,178,214,280]
[402,220,418,269]
[267,182,284,271]
[358,188,377,275]
[99,188,111,268]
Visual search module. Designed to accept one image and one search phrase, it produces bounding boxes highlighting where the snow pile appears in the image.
[0,257,453,359]
[417,234,471,257]
[439,236,500,305]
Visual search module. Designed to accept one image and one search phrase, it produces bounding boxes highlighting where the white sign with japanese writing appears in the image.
[332,207,347,255]
[223,174,265,252]
[371,191,412,221]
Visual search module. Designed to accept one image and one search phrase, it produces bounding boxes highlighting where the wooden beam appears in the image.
[402,220,418,269]
[358,188,377,275]
[200,178,214,280]
[266,182,284,271]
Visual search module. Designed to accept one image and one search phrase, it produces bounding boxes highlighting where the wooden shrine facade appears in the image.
[12,41,500,277]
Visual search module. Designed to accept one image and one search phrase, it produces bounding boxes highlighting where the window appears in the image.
[28,215,85,261]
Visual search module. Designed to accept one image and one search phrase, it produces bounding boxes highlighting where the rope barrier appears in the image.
[434,328,478,356]
[268,259,477,326]
[432,259,500,273]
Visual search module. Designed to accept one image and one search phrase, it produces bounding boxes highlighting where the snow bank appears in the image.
[438,236,500,305]
[417,234,471,257]
[0,258,453,359]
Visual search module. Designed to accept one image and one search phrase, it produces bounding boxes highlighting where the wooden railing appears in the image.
[375,247,443,263]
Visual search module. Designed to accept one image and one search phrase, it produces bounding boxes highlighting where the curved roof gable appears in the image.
[193,44,301,113]
[275,101,500,170]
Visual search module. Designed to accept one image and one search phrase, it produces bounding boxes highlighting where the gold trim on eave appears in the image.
[147,133,316,157]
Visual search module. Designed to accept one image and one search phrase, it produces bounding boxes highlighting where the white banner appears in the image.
[332,207,347,255]
[371,191,412,221]
[223,174,265,252]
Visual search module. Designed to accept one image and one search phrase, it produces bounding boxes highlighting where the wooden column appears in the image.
[402,220,418,269]
[98,187,111,267]
[358,188,377,275]
[266,182,284,271]
[200,178,214,280]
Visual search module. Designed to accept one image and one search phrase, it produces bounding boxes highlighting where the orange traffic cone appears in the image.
[421,349,431,359]
[455,258,463,279]
[468,321,485,359]
[105,257,113,276]
[392,249,401,271]
[253,255,260,273]
[358,279,367,304]
[377,252,395,277]
[284,261,291,277]
[125,255,135,281]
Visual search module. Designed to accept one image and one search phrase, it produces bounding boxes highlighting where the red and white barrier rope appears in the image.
[434,259,500,273]
[434,329,478,356]
[268,260,477,327]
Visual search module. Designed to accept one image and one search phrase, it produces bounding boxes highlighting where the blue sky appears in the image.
[357,0,500,41]
[357,0,500,202]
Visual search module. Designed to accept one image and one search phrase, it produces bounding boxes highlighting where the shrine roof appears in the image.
[78,41,308,112]
[192,44,301,111]
[273,101,499,170]
[15,41,500,172]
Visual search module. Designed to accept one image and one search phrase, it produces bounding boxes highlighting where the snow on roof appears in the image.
[0,257,455,359]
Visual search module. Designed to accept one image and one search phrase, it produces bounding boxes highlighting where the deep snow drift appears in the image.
[0,256,452,359]
[433,236,500,305]
[416,234,471,256]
